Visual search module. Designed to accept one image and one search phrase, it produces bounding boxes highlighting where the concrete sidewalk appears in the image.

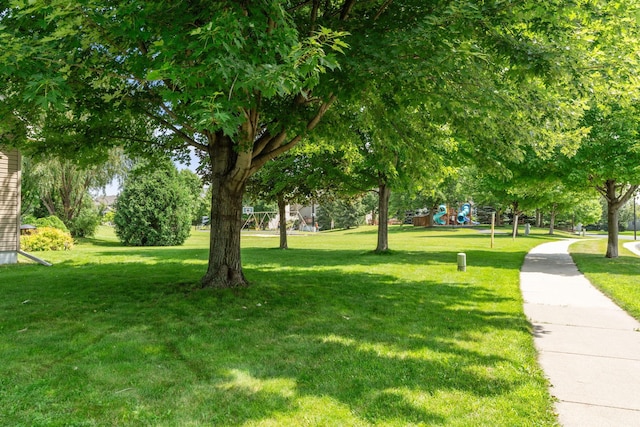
[520,239,640,426]
[623,241,640,257]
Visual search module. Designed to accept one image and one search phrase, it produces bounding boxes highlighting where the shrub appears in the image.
[20,227,74,251]
[102,210,115,225]
[114,163,192,246]
[68,207,100,238]
[21,214,38,226]
[34,215,69,232]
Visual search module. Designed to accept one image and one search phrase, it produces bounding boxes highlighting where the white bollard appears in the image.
[457,252,466,272]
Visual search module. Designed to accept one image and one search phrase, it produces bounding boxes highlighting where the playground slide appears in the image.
[433,204,447,225]
[457,203,471,224]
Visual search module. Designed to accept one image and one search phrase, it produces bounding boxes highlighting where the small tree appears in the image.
[246,142,352,248]
[68,200,101,238]
[318,197,365,230]
[115,163,192,246]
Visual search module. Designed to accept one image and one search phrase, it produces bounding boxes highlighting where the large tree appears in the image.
[568,103,640,257]
[1,0,602,287]
[2,2,346,287]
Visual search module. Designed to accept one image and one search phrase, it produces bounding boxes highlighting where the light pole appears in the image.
[635,190,638,241]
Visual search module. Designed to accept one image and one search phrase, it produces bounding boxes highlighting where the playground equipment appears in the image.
[431,202,477,226]
[241,209,308,231]
[242,211,279,230]
[457,203,471,224]
[433,205,447,225]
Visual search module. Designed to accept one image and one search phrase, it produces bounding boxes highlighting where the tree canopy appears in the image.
[568,102,640,257]
[2,0,636,285]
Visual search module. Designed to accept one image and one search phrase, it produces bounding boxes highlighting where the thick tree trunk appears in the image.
[277,194,288,250]
[548,204,556,235]
[202,179,247,287]
[375,183,391,253]
[201,134,251,288]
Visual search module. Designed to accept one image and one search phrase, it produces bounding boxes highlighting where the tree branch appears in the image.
[157,103,199,135]
[138,41,148,55]
[143,110,207,151]
[261,94,336,161]
[252,131,275,159]
[340,0,357,20]
[306,94,337,130]
[617,184,640,208]
[310,0,320,31]
[287,0,315,13]
[257,131,289,159]
[250,95,337,173]
[373,0,394,20]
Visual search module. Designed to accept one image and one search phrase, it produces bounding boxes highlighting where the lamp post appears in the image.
[635,190,638,241]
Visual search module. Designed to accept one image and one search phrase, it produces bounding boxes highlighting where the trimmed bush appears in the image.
[34,216,69,232]
[114,163,192,246]
[20,227,74,251]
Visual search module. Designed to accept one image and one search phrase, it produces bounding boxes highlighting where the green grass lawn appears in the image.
[570,238,640,321]
[0,225,562,426]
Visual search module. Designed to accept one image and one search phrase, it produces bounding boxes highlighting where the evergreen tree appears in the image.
[115,163,192,246]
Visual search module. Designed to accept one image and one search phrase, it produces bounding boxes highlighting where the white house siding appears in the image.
[0,148,20,264]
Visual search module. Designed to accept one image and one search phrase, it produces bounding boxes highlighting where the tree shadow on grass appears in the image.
[0,253,548,425]
[168,268,540,424]
[572,252,640,277]
[75,236,124,247]
[88,246,528,274]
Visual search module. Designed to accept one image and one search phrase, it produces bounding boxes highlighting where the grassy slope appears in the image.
[570,238,640,322]
[0,226,560,426]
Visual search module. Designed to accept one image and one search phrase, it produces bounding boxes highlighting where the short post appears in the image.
[457,252,466,272]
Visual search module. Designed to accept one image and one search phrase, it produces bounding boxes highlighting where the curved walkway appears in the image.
[623,241,640,257]
[520,239,640,426]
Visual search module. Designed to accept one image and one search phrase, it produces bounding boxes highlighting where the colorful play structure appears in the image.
[433,205,448,225]
[433,203,477,226]
[457,203,471,224]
